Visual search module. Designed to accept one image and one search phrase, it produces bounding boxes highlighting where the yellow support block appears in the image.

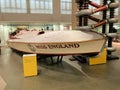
[22,54,38,77]
[89,48,107,65]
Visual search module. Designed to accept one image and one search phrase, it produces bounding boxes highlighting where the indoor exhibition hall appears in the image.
[0,0,120,90]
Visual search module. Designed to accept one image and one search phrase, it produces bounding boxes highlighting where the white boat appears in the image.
[7,30,106,55]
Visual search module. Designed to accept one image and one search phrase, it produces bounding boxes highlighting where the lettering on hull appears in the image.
[35,43,80,49]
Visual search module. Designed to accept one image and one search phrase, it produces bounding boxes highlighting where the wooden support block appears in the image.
[22,54,38,77]
[89,48,107,65]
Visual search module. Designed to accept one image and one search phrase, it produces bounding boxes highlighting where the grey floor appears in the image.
[0,42,120,90]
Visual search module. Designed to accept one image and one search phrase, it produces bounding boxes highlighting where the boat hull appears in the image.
[8,39,105,55]
[7,30,106,55]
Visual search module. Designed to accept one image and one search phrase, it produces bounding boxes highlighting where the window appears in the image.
[61,0,72,14]
[0,0,27,13]
[30,0,53,14]
[114,0,120,15]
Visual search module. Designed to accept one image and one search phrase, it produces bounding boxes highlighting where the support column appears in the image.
[107,0,119,60]
[102,0,107,33]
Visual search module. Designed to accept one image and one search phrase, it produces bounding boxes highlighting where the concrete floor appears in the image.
[0,42,120,90]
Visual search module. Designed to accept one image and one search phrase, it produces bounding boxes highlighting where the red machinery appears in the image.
[74,0,119,61]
